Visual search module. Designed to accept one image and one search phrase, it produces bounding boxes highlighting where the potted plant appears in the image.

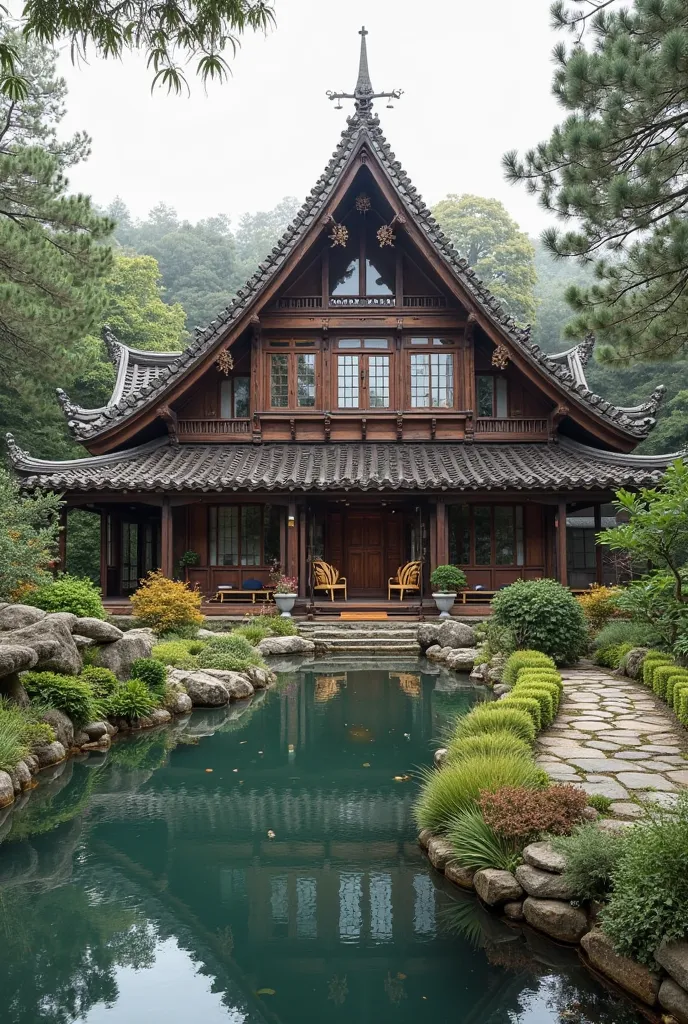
[176,549,200,580]
[271,570,299,617]
[430,565,467,618]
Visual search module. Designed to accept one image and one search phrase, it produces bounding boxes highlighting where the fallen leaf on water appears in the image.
[258,750,264,754]
[422,996,427,1000]
[233,768,239,772]
[393,774,411,782]
[267,830,276,839]
[362,762,370,767]
[396,973,406,980]
[256,988,276,996]
[205,769,213,773]
[240,740,247,744]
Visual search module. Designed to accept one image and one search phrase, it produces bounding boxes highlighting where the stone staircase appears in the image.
[298,620,421,654]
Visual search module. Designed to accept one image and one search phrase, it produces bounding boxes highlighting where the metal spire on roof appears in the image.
[326,26,403,116]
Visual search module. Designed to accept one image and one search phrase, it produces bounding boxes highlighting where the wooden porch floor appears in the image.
[103,596,492,620]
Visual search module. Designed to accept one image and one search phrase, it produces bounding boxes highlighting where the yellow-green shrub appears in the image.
[673,680,688,724]
[131,570,203,635]
[152,640,201,668]
[577,584,622,630]
[503,650,557,686]
[511,686,556,725]
[516,667,563,688]
[652,663,680,699]
[500,696,542,731]
[666,670,688,703]
[454,703,536,744]
[446,730,532,763]
[642,653,673,686]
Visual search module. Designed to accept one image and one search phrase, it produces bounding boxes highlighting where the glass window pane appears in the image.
[270,355,289,408]
[331,257,360,296]
[338,339,361,349]
[495,506,515,565]
[516,505,525,566]
[410,353,430,407]
[233,377,250,418]
[209,507,217,566]
[263,505,281,566]
[297,354,316,407]
[474,507,492,565]
[368,355,390,408]
[477,376,494,417]
[220,379,233,418]
[338,355,359,408]
[495,376,508,417]
[363,338,389,349]
[410,337,428,345]
[365,257,394,296]
[431,353,453,408]
[217,507,239,566]
[241,506,261,566]
[448,504,470,564]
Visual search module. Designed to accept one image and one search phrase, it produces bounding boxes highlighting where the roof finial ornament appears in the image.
[326,27,403,118]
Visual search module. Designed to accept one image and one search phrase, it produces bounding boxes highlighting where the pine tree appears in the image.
[505,0,688,363]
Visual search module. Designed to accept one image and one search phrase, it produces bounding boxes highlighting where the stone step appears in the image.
[299,625,419,637]
[317,642,421,652]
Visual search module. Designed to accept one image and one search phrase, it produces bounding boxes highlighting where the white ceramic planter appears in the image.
[432,592,456,618]
[274,593,297,617]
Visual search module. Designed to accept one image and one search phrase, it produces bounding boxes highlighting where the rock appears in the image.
[72,635,95,650]
[444,648,476,671]
[523,841,568,874]
[93,628,155,680]
[425,644,447,662]
[417,623,441,650]
[0,644,38,677]
[474,868,524,906]
[487,654,507,685]
[581,806,600,821]
[0,614,82,675]
[516,863,576,900]
[437,620,476,649]
[418,829,433,850]
[659,979,688,1024]
[197,628,217,638]
[427,837,455,871]
[8,760,31,793]
[23,754,38,775]
[83,721,108,741]
[199,669,255,700]
[445,862,476,890]
[41,708,74,749]
[150,708,172,726]
[170,691,192,714]
[493,683,511,697]
[434,747,448,768]
[503,901,524,921]
[623,647,649,680]
[0,604,46,630]
[523,897,588,943]
[73,730,90,747]
[243,665,272,689]
[656,941,688,991]
[177,670,230,707]
[257,636,315,656]
[73,617,124,643]
[581,930,660,1005]
[469,664,487,683]
[33,741,66,770]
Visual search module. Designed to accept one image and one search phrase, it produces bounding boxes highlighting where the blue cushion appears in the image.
[243,578,264,590]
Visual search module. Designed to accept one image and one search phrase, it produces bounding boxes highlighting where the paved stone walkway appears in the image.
[536,662,688,819]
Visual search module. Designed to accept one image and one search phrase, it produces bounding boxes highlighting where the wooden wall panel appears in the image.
[188,505,208,565]
[172,507,188,567]
[525,504,544,566]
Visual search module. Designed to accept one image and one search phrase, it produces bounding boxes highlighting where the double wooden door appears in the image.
[341,509,403,595]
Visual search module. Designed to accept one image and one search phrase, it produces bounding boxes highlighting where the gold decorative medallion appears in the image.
[377,223,395,247]
[355,192,371,213]
[491,344,510,369]
[329,222,349,247]
[216,349,234,375]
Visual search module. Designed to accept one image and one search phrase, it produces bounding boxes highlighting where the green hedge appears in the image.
[502,650,557,686]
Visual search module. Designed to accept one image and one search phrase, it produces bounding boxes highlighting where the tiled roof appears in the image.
[60,108,665,444]
[7,435,677,494]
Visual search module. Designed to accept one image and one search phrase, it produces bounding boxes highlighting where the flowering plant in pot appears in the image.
[270,569,299,617]
[430,565,467,618]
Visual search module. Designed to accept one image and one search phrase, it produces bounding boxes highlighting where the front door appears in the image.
[345,511,385,594]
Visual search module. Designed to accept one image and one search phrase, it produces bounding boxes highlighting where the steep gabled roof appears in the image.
[58,327,181,438]
[56,32,665,449]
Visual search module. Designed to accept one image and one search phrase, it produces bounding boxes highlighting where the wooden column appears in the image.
[594,503,603,586]
[100,511,108,598]
[161,498,174,579]
[429,510,437,575]
[287,502,298,581]
[556,500,568,587]
[298,505,307,599]
[57,507,68,574]
[436,500,448,568]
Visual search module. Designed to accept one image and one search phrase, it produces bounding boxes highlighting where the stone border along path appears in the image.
[537,661,688,820]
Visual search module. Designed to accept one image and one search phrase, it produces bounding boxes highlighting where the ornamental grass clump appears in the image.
[454,703,536,745]
[233,622,272,646]
[0,709,29,772]
[509,686,555,726]
[479,784,588,843]
[130,570,203,635]
[492,579,588,664]
[499,696,542,732]
[152,640,201,668]
[446,729,532,764]
[446,807,521,872]
[196,633,264,672]
[502,649,557,686]
[25,573,106,619]
[552,823,628,903]
[22,671,100,726]
[107,679,160,720]
[130,658,167,695]
[413,754,548,832]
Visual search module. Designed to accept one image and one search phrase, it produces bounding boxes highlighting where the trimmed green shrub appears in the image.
[233,622,272,645]
[592,619,659,651]
[499,696,542,731]
[665,670,688,704]
[674,682,688,725]
[196,633,263,672]
[503,649,557,686]
[130,658,167,695]
[552,823,628,902]
[80,666,118,698]
[491,579,589,664]
[429,565,467,593]
[446,807,520,872]
[510,686,555,725]
[642,652,674,686]
[454,703,536,745]
[23,671,100,726]
[413,753,548,831]
[25,573,105,619]
[107,679,159,720]
[594,642,634,670]
[652,663,680,698]
[445,729,532,764]
[602,795,688,965]
[152,640,201,668]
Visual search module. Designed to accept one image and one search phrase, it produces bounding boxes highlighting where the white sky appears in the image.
[55,0,563,235]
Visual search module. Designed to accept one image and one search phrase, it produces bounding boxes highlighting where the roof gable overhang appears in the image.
[80,119,653,455]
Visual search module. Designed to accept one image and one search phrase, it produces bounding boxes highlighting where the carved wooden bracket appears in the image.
[290,418,296,441]
[431,417,436,441]
[396,414,403,441]
[324,413,331,443]
[252,411,262,444]
[464,415,475,444]
[549,403,569,438]
[361,418,367,441]
[321,317,330,335]
[157,404,178,446]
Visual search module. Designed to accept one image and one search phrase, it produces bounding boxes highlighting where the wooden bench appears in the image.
[460,589,496,604]
[210,587,274,605]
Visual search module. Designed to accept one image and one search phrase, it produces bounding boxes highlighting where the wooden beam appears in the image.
[557,500,568,587]
[298,505,307,599]
[287,502,298,581]
[100,512,108,597]
[594,503,603,586]
[435,500,448,569]
[161,498,174,578]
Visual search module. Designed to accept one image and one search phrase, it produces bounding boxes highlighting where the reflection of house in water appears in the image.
[391,673,421,697]
[314,675,345,703]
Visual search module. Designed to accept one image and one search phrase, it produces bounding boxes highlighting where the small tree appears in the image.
[0,466,61,601]
[130,570,203,635]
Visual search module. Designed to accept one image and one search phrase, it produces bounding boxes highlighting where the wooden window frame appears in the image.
[404,336,459,411]
[476,373,509,418]
[264,339,321,410]
[208,504,281,567]
[219,376,251,418]
[333,337,394,410]
[449,503,525,567]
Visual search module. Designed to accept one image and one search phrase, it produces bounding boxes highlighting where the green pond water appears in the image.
[0,658,644,1024]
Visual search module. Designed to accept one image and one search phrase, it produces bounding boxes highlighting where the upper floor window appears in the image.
[335,338,390,409]
[477,375,508,417]
[220,377,250,418]
[329,218,396,298]
[268,343,318,409]
[410,352,454,408]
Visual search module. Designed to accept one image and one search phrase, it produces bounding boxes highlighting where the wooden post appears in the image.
[594,503,603,586]
[100,511,108,597]
[429,507,438,574]
[161,498,174,579]
[436,500,448,568]
[287,502,298,581]
[557,500,568,587]
[298,505,307,599]
[57,507,68,574]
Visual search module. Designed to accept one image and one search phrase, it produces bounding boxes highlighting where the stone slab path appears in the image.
[536,662,688,820]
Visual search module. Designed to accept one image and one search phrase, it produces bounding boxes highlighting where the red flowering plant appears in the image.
[479,784,588,842]
[269,566,298,594]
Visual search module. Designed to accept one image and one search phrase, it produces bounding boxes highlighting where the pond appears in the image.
[0,657,644,1024]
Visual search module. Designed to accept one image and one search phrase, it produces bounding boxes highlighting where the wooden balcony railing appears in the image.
[475,417,549,436]
[276,296,323,309]
[328,295,396,307]
[272,294,448,310]
[403,295,447,308]
[178,419,251,437]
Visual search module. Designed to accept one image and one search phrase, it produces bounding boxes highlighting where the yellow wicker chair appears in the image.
[313,558,348,601]
[388,560,421,601]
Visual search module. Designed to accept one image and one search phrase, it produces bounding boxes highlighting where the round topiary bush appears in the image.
[491,578,588,664]
[25,574,105,619]
[454,703,536,744]
[429,565,468,593]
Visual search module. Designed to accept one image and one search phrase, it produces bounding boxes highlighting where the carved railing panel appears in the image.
[276,296,323,309]
[475,417,548,435]
[402,295,447,308]
[178,419,252,436]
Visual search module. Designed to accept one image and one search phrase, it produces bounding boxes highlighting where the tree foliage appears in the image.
[0,465,62,601]
[432,193,537,324]
[505,0,688,362]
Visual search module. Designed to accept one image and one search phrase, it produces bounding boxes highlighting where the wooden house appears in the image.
[7,30,675,614]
